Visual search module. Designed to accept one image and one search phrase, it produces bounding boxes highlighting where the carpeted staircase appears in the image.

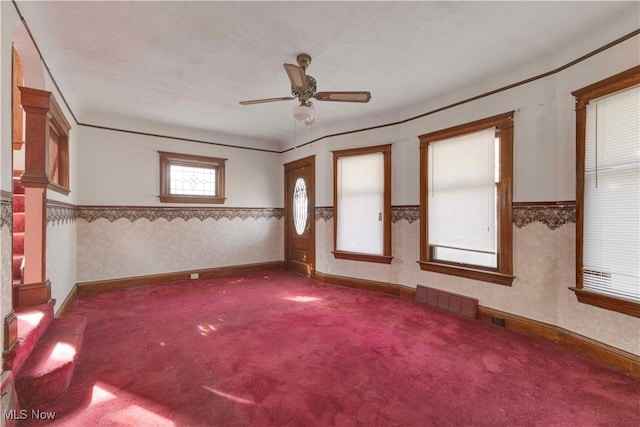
[12,178,25,303]
[4,179,87,409]
[3,300,87,408]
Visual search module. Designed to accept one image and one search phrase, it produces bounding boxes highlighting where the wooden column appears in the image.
[15,87,52,308]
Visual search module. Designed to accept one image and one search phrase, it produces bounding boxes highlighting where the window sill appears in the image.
[417,261,514,286]
[333,251,393,264]
[569,287,640,318]
[48,182,70,196]
[159,195,226,204]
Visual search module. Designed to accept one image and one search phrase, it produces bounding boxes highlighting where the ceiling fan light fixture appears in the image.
[293,104,315,122]
[239,54,371,121]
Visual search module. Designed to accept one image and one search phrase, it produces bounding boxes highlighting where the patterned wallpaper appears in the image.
[316,207,334,221]
[316,204,576,230]
[512,204,576,230]
[391,207,420,224]
[48,205,78,226]
[76,206,284,223]
[37,203,575,229]
[0,200,12,231]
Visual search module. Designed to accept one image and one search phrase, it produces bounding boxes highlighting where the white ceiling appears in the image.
[14,1,639,151]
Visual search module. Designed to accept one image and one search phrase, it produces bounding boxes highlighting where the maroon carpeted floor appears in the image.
[21,269,640,426]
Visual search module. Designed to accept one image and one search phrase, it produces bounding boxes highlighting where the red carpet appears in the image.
[16,315,87,407]
[22,270,639,426]
[4,302,55,375]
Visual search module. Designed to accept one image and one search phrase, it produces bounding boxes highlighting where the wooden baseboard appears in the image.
[76,261,284,295]
[56,285,78,317]
[315,271,639,378]
[476,306,559,342]
[477,306,639,378]
[15,280,51,308]
[315,271,416,300]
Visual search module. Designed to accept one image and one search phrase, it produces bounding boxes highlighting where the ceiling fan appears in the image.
[239,53,371,124]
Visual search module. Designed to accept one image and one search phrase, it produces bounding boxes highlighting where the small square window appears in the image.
[159,151,226,204]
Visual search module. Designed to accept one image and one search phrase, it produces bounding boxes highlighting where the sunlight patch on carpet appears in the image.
[107,404,176,427]
[197,324,217,336]
[89,382,116,406]
[203,386,256,405]
[19,311,44,326]
[285,296,320,303]
[50,342,76,361]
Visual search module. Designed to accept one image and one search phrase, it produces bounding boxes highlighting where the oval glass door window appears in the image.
[293,178,308,235]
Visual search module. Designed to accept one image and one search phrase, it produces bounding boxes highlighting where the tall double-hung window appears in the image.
[333,144,392,264]
[419,112,514,286]
[572,66,639,317]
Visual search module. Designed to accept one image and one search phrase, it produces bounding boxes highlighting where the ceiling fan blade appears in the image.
[239,96,295,105]
[283,63,307,89]
[314,91,371,103]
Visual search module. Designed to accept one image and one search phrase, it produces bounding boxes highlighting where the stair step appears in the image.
[13,178,24,195]
[13,212,25,233]
[13,232,24,255]
[2,301,55,375]
[15,315,87,408]
[12,255,23,280]
[13,194,25,213]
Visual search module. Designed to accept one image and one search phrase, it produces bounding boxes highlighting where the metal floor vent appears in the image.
[415,285,478,319]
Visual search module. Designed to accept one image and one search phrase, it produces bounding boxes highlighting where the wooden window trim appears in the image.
[13,46,24,151]
[158,151,227,204]
[47,95,71,195]
[332,144,392,264]
[571,65,640,318]
[333,251,393,265]
[418,112,515,286]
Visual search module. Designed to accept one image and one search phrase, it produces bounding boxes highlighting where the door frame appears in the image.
[284,155,315,278]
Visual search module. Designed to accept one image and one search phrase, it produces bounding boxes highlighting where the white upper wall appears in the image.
[2,12,78,205]
[10,3,639,209]
[0,2,17,193]
[77,125,283,207]
[282,28,639,206]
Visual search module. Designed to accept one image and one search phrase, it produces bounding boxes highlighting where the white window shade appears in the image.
[428,128,496,254]
[336,152,384,255]
[583,85,640,301]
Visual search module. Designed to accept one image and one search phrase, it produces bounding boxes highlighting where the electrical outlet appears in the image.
[190,273,199,279]
[491,316,506,327]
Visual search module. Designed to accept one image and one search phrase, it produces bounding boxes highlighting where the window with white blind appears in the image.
[419,112,514,286]
[572,66,640,318]
[333,145,392,264]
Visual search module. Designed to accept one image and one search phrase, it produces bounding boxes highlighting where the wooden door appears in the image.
[284,156,315,277]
